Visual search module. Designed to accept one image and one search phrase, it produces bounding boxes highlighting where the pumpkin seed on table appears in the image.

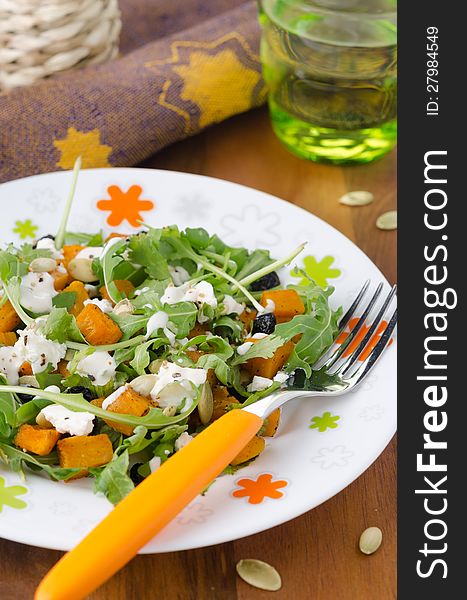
[376,210,397,230]
[359,526,383,555]
[339,191,374,207]
[236,559,282,591]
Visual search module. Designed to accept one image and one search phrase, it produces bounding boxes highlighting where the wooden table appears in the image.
[0,107,396,600]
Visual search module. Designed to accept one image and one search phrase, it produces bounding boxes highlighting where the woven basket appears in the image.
[0,0,121,91]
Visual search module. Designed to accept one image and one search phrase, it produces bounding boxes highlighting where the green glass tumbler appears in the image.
[258,0,397,165]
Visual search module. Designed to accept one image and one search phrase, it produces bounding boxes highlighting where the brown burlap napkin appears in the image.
[0,0,266,184]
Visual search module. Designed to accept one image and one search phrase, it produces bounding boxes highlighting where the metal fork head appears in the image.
[243,281,397,419]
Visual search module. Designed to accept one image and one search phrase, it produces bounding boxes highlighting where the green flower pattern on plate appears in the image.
[13,219,38,240]
[0,475,28,512]
[309,412,340,432]
[291,255,341,288]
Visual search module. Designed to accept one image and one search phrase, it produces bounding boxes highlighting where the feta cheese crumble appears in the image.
[36,237,63,260]
[175,432,193,451]
[237,341,253,356]
[222,294,244,316]
[16,326,67,374]
[84,298,113,314]
[247,376,273,392]
[161,281,217,310]
[20,271,58,313]
[76,351,116,386]
[39,404,95,436]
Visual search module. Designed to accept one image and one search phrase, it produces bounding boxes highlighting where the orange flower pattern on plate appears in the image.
[97,185,154,227]
[336,317,393,361]
[232,473,288,505]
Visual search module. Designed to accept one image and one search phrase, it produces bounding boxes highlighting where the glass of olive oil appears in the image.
[258,0,397,164]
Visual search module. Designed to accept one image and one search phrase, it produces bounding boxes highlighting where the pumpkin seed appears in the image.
[162,405,177,417]
[68,257,97,282]
[36,412,53,429]
[359,526,383,555]
[236,559,282,592]
[130,374,157,396]
[113,299,134,316]
[197,382,213,425]
[18,375,39,388]
[376,210,397,230]
[339,190,374,207]
[29,257,57,272]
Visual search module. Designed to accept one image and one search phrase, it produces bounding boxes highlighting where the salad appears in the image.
[0,176,341,505]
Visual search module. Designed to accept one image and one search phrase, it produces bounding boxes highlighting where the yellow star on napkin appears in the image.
[54,127,112,169]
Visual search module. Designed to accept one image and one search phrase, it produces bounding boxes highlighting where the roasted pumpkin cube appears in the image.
[62,244,83,268]
[19,361,33,376]
[56,360,70,378]
[15,424,61,456]
[239,309,257,333]
[104,387,151,436]
[245,338,294,380]
[187,323,208,339]
[62,280,90,317]
[57,434,113,479]
[51,267,72,291]
[0,300,21,333]
[212,386,240,421]
[260,289,305,323]
[76,303,122,345]
[231,435,265,466]
[0,331,17,345]
[100,280,135,303]
[263,408,281,437]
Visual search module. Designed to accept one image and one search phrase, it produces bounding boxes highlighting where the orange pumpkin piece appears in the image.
[99,280,135,303]
[231,436,265,466]
[187,323,208,339]
[56,360,70,378]
[19,361,33,376]
[76,303,122,345]
[260,289,305,323]
[105,232,127,242]
[212,386,240,421]
[62,245,83,268]
[239,309,257,333]
[14,424,61,456]
[245,338,294,379]
[57,434,113,479]
[0,331,17,345]
[51,267,72,291]
[62,280,90,317]
[263,408,281,437]
[0,300,21,333]
[104,387,152,436]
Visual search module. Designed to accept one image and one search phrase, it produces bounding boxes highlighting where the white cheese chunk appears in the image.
[175,432,194,451]
[84,298,113,314]
[20,271,58,313]
[247,375,273,392]
[76,351,116,386]
[222,294,244,316]
[39,404,95,436]
[35,237,64,260]
[237,341,253,356]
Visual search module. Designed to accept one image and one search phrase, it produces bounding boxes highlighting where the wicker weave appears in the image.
[0,0,121,91]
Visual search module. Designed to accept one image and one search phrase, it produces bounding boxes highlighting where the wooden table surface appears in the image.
[0,107,397,600]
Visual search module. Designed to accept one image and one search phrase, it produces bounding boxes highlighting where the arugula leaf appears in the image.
[35,365,63,389]
[236,249,272,280]
[44,308,85,343]
[101,238,128,303]
[110,313,149,340]
[231,335,286,366]
[163,302,198,338]
[196,354,232,386]
[90,450,134,504]
[52,292,77,310]
[129,341,153,375]
[212,315,243,341]
[0,376,17,437]
[64,231,104,246]
[152,425,188,463]
[128,230,170,280]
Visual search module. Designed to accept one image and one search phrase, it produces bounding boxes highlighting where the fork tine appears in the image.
[332,285,397,375]
[337,279,370,334]
[343,308,397,382]
[322,281,384,370]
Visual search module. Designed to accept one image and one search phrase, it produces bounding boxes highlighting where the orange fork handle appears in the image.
[35,409,263,600]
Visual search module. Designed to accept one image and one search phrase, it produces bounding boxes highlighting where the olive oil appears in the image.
[259,1,397,164]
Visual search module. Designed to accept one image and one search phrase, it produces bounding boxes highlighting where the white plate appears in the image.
[0,168,396,552]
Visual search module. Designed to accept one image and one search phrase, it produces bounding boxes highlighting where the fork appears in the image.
[35,281,397,600]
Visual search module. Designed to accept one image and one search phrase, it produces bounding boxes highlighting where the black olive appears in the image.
[32,234,55,249]
[252,313,276,335]
[17,389,34,402]
[250,271,280,291]
[65,386,95,401]
[129,463,145,486]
